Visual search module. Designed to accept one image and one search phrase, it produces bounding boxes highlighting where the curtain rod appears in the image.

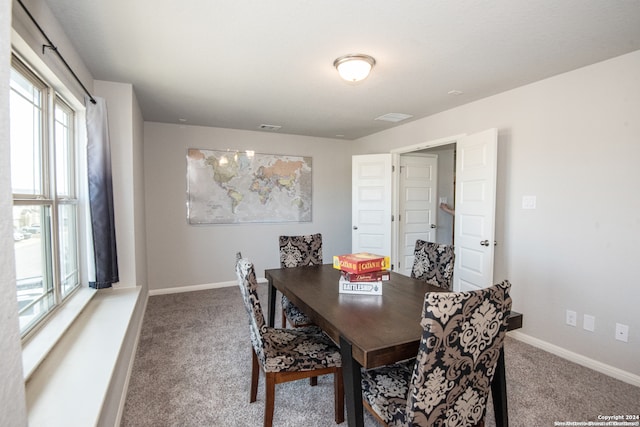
[17,0,97,104]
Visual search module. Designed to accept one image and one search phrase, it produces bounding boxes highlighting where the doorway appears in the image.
[391,129,498,291]
[391,135,461,276]
[352,129,498,291]
[402,144,456,243]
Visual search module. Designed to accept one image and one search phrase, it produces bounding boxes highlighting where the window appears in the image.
[10,55,80,337]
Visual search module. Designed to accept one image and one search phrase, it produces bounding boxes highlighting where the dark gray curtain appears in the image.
[86,96,119,289]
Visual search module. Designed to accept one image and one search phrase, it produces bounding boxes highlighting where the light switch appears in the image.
[522,195,537,209]
[583,314,595,332]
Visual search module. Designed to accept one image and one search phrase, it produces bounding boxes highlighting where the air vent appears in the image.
[259,124,282,131]
[374,113,413,123]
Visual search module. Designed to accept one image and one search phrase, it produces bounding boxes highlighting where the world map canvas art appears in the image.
[186,149,312,224]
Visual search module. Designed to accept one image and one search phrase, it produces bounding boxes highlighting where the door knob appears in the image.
[480,240,490,246]
[353,226,358,230]
[430,224,436,229]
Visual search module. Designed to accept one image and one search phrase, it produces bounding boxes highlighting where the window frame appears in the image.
[10,53,83,340]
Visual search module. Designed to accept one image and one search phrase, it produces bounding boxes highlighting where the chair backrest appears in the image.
[235,254,267,357]
[279,233,323,268]
[410,239,455,290]
[405,280,512,426]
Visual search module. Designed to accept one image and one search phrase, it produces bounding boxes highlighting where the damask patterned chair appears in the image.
[234,253,344,427]
[279,233,323,328]
[410,239,455,290]
[361,280,512,427]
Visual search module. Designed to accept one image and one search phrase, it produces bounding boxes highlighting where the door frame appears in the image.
[390,134,466,271]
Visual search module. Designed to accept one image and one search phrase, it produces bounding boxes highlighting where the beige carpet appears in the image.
[121,285,640,426]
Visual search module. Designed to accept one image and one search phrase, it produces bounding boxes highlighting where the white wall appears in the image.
[1,0,29,424]
[144,123,352,291]
[94,81,148,289]
[355,50,640,377]
[132,92,147,288]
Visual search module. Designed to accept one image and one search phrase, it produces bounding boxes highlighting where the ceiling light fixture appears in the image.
[333,54,376,83]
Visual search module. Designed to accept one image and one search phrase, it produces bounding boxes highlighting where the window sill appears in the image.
[22,286,97,381]
[25,286,143,427]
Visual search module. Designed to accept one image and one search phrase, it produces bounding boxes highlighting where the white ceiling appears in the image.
[44,0,640,140]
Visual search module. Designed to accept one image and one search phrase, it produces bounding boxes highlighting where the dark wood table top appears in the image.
[265,264,523,427]
[265,264,446,368]
[265,264,523,370]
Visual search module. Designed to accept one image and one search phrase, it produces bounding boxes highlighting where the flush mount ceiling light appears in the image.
[333,54,376,83]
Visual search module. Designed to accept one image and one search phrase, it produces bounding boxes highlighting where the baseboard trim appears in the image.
[148,278,267,296]
[508,331,640,388]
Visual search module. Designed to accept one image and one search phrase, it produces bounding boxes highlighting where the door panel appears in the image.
[352,154,392,257]
[453,129,498,291]
[398,155,438,276]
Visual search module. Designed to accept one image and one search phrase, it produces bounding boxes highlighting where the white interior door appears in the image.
[398,155,438,276]
[352,154,392,257]
[453,128,498,291]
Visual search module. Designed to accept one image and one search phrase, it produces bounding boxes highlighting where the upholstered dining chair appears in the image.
[278,233,323,328]
[410,239,455,290]
[234,253,344,427]
[361,280,512,427]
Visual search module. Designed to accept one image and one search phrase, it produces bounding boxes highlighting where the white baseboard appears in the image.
[148,277,267,296]
[508,331,640,388]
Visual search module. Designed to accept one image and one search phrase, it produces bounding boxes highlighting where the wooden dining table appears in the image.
[265,264,522,427]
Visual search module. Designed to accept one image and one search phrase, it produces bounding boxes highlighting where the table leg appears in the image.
[267,278,276,327]
[340,336,364,427]
[491,346,508,427]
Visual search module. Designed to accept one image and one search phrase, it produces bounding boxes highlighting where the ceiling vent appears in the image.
[374,113,413,123]
[259,124,282,131]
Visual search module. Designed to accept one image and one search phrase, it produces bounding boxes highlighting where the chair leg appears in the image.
[334,367,345,424]
[250,349,259,403]
[281,309,287,328]
[264,372,276,427]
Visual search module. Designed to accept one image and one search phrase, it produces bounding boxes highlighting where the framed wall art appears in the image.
[186,148,312,224]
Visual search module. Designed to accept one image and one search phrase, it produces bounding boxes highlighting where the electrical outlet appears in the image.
[439,197,447,205]
[566,310,577,327]
[615,323,629,342]
[583,314,595,332]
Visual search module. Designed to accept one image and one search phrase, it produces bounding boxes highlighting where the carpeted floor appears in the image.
[121,285,640,427]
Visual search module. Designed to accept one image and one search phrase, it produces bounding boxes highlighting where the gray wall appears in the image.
[355,50,640,377]
[143,123,352,290]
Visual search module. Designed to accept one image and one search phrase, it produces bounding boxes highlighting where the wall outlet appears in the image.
[583,314,595,332]
[566,310,577,327]
[615,323,629,342]
[439,197,447,205]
